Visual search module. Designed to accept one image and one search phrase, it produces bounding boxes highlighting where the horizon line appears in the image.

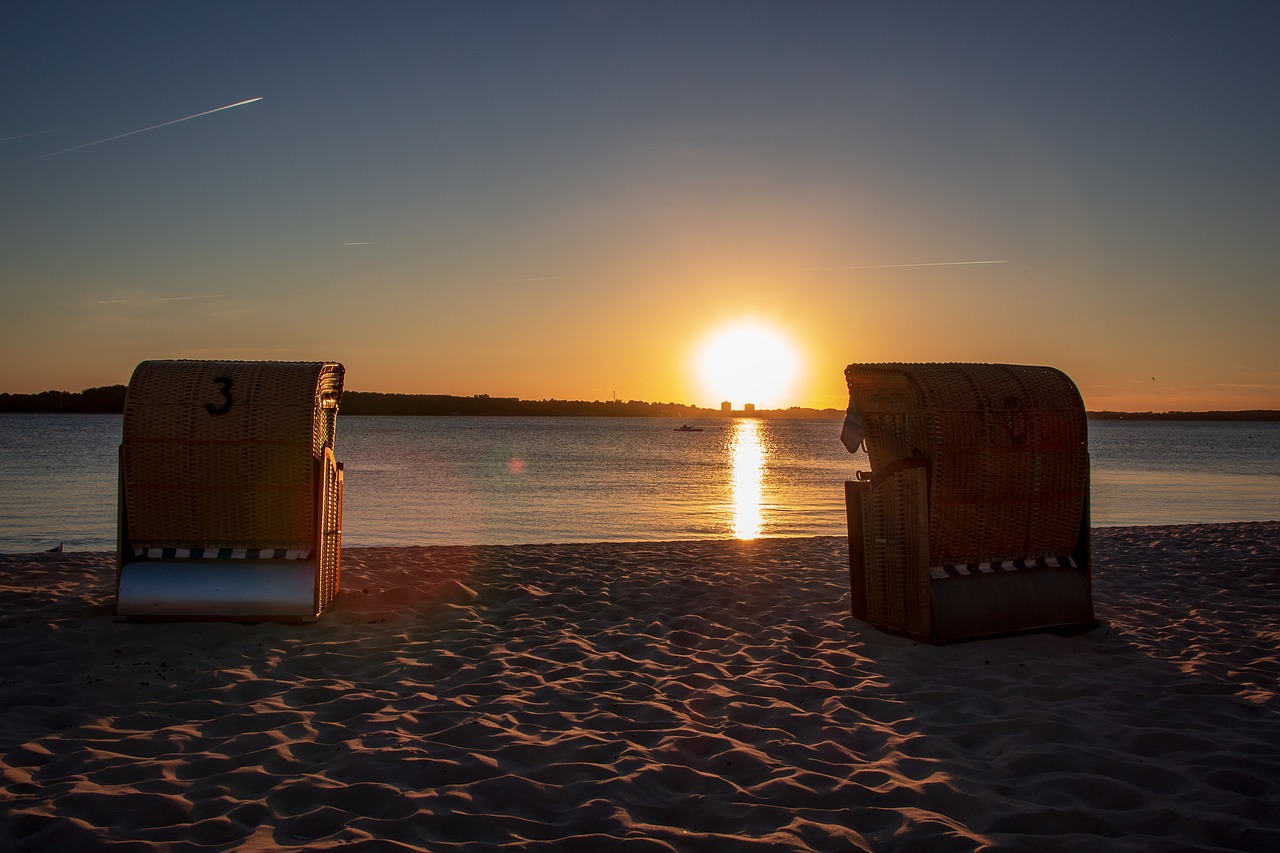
[3,385,1275,418]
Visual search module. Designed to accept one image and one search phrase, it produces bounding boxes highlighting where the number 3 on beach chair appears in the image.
[842,362,1095,644]
[115,360,345,622]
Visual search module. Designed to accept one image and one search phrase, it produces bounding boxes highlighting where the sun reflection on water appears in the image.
[730,418,767,539]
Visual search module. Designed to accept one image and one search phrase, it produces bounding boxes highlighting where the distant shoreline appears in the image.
[1,385,1278,420]
[1085,410,1280,421]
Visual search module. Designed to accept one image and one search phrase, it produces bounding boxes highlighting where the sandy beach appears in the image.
[2,522,1277,851]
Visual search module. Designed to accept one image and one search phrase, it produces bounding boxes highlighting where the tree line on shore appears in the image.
[1,385,1276,420]
[0,386,840,419]
[0,385,127,413]
[1084,410,1280,421]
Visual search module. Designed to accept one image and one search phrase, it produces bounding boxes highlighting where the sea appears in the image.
[1,414,1277,553]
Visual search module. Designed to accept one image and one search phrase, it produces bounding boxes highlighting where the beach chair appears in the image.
[842,363,1094,643]
[115,360,345,622]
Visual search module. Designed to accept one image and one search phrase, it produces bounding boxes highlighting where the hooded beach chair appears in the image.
[841,363,1094,643]
[115,360,345,622]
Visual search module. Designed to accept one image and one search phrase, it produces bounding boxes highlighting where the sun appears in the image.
[694,321,801,409]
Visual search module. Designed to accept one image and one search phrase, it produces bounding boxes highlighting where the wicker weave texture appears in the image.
[846,363,1087,566]
[315,448,343,613]
[862,466,932,636]
[122,360,344,551]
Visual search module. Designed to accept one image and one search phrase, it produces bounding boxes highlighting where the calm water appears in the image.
[1,414,1277,553]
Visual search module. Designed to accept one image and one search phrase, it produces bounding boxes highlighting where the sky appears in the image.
[3,0,1278,411]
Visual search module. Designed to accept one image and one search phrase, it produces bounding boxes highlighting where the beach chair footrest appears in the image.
[115,560,319,621]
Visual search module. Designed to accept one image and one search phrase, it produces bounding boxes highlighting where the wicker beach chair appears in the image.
[115,360,345,622]
[842,363,1094,643]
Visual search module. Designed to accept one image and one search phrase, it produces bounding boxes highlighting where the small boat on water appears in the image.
[673,424,704,432]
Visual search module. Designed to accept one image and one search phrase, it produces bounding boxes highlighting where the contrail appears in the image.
[89,294,225,305]
[1,128,66,143]
[805,260,1009,270]
[26,97,263,162]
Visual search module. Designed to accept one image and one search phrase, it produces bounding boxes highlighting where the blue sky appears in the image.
[3,1,1278,409]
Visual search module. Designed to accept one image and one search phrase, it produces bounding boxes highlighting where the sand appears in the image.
[2,522,1278,851]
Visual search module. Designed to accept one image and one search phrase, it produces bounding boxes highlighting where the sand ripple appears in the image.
[2,523,1278,850]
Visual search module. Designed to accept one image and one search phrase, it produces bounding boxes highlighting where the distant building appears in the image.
[744,403,755,413]
[721,401,732,412]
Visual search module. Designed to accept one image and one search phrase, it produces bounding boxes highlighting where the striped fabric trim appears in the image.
[133,547,312,560]
[929,555,1076,580]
